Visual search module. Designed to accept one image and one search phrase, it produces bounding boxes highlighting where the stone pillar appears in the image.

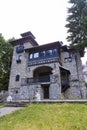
[50,74,61,99]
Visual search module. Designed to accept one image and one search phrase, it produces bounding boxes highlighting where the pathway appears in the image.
[0,107,23,117]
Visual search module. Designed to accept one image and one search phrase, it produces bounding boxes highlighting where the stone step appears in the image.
[31,99,87,103]
[4,99,87,107]
[5,102,29,107]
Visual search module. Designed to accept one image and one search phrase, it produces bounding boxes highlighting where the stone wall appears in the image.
[11,63,62,101]
[9,42,35,95]
[61,51,86,99]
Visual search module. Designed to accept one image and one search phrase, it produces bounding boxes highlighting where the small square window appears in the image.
[34,53,39,58]
[64,58,68,62]
[68,57,72,62]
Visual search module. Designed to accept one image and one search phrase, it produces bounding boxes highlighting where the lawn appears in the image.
[0,103,4,108]
[0,103,87,130]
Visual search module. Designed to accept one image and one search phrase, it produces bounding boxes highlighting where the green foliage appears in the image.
[0,104,87,130]
[85,82,87,88]
[66,0,87,50]
[0,103,4,108]
[0,34,13,90]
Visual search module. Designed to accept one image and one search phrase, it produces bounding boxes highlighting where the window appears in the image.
[29,54,33,59]
[64,57,72,63]
[16,55,22,63]
[16,45,24,53]
[18,55,22,60]
[40,51,45,58]
[34,52,39,58]
[46,50,53,56]
[49,50,53,55]
[68,57,72,62]
[15,75,20,81]
[64,58,68,62]
[52,49,58,55]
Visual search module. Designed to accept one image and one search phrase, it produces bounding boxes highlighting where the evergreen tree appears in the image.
[66,0,87,49]
[0,35,13,91]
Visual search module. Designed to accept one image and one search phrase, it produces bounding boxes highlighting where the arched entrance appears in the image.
[33,66,52,82]
[33,66,52,99]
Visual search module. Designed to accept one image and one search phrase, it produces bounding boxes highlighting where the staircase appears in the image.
[5,101,30,107]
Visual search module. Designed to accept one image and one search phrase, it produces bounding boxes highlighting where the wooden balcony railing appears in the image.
[21,75,50,86]
[27,75,50,84]
[28,57,59,66]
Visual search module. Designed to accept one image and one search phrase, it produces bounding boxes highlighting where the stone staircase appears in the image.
[4,99,87,107]
[5,101,29,107]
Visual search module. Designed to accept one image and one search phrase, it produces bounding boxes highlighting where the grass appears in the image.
[0,103,87,130]
[0,103,4,108]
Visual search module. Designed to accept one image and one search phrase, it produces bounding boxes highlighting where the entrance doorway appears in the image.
[42,85,49,99]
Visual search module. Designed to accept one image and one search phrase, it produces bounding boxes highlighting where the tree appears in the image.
[0,35,13,91]
[66,0,87,49]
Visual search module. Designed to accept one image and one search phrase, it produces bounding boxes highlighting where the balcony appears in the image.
[16,45,24,53]
[28,76,50,84]
[28,57,59,66]
[21,75,50,86]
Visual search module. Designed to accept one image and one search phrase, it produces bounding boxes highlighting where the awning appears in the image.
[59,66,70,74]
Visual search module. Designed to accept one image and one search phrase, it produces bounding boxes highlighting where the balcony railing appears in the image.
[28,57,59,66]
[27,75,50,84]
[21,75,50,86]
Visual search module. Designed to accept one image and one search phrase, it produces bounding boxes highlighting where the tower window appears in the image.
[16,55,22,63]
[15,75,20,81]
[16,45,24,53]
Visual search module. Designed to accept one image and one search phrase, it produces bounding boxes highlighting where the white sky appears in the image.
[0,0,86,64]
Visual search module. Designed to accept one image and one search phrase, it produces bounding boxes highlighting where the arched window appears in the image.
[16,55,22,63]
[18,55,22,60]
[29,54,33,59]
[15,75,20,81]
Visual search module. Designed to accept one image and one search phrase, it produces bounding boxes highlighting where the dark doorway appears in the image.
[42,85,49,99]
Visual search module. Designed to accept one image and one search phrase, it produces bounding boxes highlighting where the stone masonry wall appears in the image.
[9,42,34,96]
[61,51,86,99]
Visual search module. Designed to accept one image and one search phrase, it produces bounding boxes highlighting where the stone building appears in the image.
[83,61,87,83]
[8,31,86,101]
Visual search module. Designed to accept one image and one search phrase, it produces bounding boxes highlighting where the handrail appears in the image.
[27,75,50,84]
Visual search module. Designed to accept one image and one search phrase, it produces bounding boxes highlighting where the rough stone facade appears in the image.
[83,61,87,83]
[8,31,87,101]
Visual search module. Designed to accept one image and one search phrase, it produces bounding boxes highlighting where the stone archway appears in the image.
[33,66,53,82]
[33,66,53,99]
